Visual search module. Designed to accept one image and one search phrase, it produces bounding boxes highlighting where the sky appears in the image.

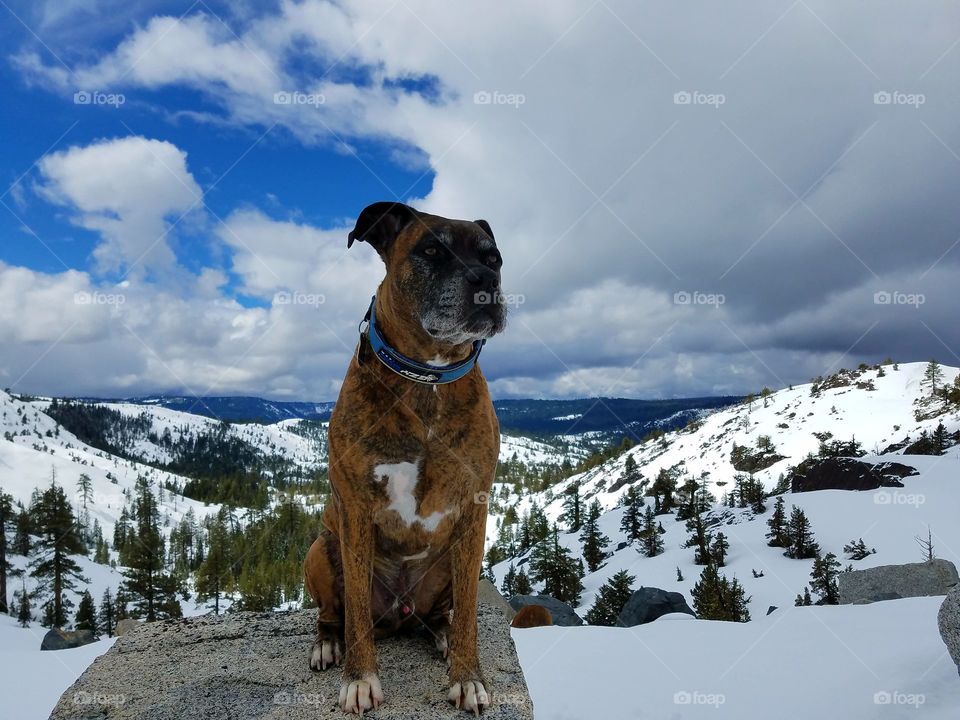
[0,0,959,402]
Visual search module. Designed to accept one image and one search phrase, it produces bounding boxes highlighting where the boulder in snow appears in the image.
[839,559,959,605]
[790,457,918,493]
[939,585,960,677]
[509,595,583,626]
[616,587,694,627]
[41,628,97,651]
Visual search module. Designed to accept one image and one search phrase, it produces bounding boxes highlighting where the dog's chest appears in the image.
[370,457,460,553]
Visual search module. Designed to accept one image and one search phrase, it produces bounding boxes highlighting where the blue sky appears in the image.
[0,7,432,283]
[1,1,959,401]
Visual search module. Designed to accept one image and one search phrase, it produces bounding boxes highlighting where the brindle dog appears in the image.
[303,202,506,715]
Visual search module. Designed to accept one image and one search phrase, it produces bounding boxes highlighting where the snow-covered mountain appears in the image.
[489,362,960,618]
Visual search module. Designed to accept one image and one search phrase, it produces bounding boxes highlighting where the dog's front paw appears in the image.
[448,679,490,716]
[309,637,342,671]
[339,673,384,715]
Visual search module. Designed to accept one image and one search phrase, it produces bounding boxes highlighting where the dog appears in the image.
[304,201,507,715]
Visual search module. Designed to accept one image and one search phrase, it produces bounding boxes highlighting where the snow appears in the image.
[515,597,959,719]
[0,615,116,720]
[3,364,960,719]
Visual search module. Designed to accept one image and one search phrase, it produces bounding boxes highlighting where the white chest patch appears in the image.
[374,460,447,531]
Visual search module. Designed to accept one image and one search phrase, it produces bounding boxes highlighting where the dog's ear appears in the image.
[348,202,419,254]
[474,219,494,240]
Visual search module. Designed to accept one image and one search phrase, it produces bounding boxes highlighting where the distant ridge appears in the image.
[70,393,742,437]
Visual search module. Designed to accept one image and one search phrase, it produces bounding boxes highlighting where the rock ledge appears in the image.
[49,602,533,719]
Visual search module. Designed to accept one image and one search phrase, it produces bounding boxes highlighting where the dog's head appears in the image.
[348,202,507,345]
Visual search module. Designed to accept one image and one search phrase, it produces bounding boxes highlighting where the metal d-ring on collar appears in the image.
[356,295,485,385]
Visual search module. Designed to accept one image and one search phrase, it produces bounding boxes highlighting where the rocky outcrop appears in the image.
[48,602,533,719]
[939,585,960,677]
[839,559,959,605]
[41,628,96,651]
[478,579,516,622]
[616,587,695,627]
[790,457,918,493]
[114,619,140,636]
[508,595,583,627]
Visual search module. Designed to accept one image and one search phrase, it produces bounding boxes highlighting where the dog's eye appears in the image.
[486,252,501,267]
[423,246,439,257]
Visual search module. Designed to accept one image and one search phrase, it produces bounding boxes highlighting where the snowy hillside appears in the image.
[1,390,221,544]
[491,362,960,617]
[555,361,959,509]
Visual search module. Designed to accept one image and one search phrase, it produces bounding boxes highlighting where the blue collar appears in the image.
[358,296,485,385]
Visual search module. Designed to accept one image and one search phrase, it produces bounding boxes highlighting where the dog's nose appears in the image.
[465,265,498,291]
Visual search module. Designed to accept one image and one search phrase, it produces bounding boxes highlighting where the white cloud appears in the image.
[7,0,960,398]
[38,136,202,276]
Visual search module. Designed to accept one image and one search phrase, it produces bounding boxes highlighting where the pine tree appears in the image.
[530,525,583,605]
[675,476,701,522]
[922,359,944,397]
[29,478,88,628]
[932,422,948,455]
[691,564,751,622]
[501,564,518,598]
[843,538,875,561]
[621,454,642,487]
[514,569,533,595]
[647,468,678,515]
[526,503,550,547]
[15,578,31,626]
[639,507,664,558]
[784,506,819,559]
[710,532,730,567]
[560,482,583,533]
[809,551,841,605]
[742,475,766,514]
[0,489,12,614]
[13,506,32,556]
[794,587,813,606]
[99,588,116,637]
[74,590,98,635]
[684,507,713,565]
[196,508,232,614]
[766,497,790,548]
[579,501,610,572]
[77,473,93,510]
[619,486,645,542]
[122,478,181,621]
[585,570,636,626]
